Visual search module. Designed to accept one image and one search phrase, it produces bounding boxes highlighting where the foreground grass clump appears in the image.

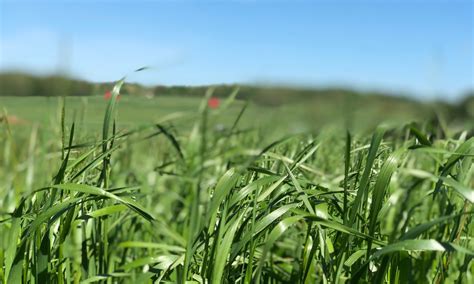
[0,82,473,283]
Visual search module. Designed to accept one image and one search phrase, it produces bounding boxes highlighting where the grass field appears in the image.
[0,84,473,283]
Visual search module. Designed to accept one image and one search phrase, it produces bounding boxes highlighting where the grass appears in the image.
[0,79,473,283]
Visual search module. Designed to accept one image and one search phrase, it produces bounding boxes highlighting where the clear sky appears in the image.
[0,0,472,99]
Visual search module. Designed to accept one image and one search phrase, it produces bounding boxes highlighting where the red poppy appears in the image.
[104,90,120,101]
[208,97,220,109]
[104,90,112,100]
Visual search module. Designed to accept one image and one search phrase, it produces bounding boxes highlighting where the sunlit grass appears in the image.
[0,79,473,283]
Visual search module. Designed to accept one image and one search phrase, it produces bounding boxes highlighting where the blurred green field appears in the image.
[0,92,459,134]
[1,95,320,146]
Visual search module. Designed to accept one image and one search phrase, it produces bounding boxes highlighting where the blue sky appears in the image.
[0,0,472,99]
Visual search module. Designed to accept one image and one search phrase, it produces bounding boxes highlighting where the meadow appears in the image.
[0,81,473,283]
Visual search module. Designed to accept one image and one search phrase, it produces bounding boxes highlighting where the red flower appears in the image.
[104,90,120,101]
[208,97,220,109]
[104,90,112,100]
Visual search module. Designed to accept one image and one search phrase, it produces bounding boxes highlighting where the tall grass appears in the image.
[0,79,473,283]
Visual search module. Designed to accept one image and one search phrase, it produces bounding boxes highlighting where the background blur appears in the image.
[0,0,473,133]
[1,0,473,97]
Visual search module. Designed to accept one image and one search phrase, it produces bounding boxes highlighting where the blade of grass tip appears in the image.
[367,148,405,257]
[80,204,128,220]
[434,111,450,139]
[288,140,316,167]
[58,202,76,244]
[344,249,366,268]
[284,163,315,215]
[118,241,185,253]
[134,66,150,72]
[247,166,279,176]
[243,186,259,284]
[188,88,214,146]
[218,86,240,110]
[69,143,122,181]
[351,239,469,283]
[220,99,249,161]
[102,67,147,140]
[51,120,75,256]
[334,251,347,284]
[306,216,386,246]
[7,240,27,284]
[229,175,281,208]
[230,100,248,132]
[443,137,473,171]
[36,232,50,283]
[25,124,38,192]
[53,122,75,185]
[103,77,125,150]
[182,183,204,283]
[254,215,305,283]
[409,147,474,157]
[100,78,125,188]
[256,175,287,203]
[155,124,184,160]
[402,169,474,203]
[400,212,470,240]
[80,273,130,284]
[240,135,295,171]
[200,87,215,113]
[439,242,474,256]
[4,200,24,282]
[60,96,66,159]
[442,176,474,203]
[207,168,240,234]
[23,196,82,238]
[49,184,155,221]
[409,124,432,146]
[289,141,319,172]
[212,212,245,284]
[1,107,12,137]
[231,203,297,259]
[343,130,351,225]
[349,126,386,225]
[302,228,317,283]
[99,119,117,188]
[372,239,474,258]
[155,255,185,283]
[433,137,474,196]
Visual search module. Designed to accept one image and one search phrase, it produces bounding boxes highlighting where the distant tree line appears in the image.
[0,72,95,97]
[1,72,472,121]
